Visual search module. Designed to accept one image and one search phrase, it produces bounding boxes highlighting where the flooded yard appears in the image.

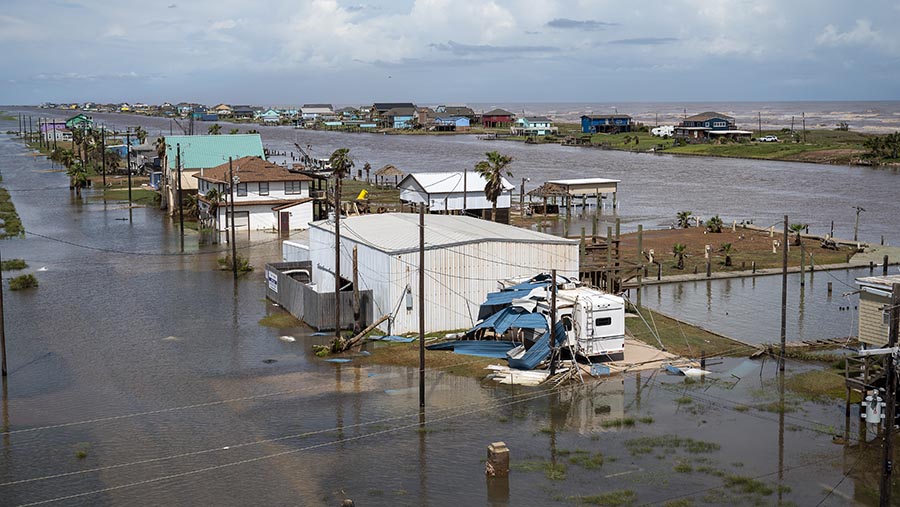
[0,120,893,505]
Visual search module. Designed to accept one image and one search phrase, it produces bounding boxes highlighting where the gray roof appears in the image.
[857,274,900,290]
[525,116,552,122]
[582,114,632,120]
[310,213,576,255]
[684,112,734,122]
[302,103,333,109]
[385,107,416,116]
[484,108,514,116]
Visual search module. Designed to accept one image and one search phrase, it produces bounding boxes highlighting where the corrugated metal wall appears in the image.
[859,291,889,346]
[310,225,578,335]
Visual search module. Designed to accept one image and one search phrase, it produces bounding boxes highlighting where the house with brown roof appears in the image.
[194,156,315,233]
[482,108,515,128]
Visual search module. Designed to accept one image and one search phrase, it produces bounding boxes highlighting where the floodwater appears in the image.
[641,267,874,345]
[0,114,895,505]
[8,107,900,246]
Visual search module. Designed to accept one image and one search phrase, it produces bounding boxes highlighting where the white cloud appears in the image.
[816,19,896,53]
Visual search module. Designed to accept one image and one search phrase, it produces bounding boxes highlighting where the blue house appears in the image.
[386,107,417,129]
[433,116,470,131]
[675,112,750,142]
[581,114,632,134]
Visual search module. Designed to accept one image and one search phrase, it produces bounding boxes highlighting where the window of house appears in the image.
[713,121,726,128]
[259,182,269,196]
[285,181,302,195]
[595,317,612,326]
[704,121,710,127]
[237,183,247,197]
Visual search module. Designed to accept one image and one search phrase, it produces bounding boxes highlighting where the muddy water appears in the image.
[0,116,890,505]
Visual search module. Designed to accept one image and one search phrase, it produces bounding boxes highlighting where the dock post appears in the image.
[884,255,890,277]
[592,215,598,240]
[580,227,586,258]
[799,242,805,287]
[606,227,613,291]
[752,261,756,274]
[828,282,833,297]
[870,261,875,274]
[657,263,661,281]
[612,191,617,210]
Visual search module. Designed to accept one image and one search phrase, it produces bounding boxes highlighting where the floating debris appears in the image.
[162,336,180,342]
[262,359,277,364]
[369,335,416,343]
[278,335,296,343]
[324,358,352,363]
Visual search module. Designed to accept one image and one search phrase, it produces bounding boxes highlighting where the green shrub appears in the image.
[9,274,38,290]
[1,259,27,271]
[217,254,253,272]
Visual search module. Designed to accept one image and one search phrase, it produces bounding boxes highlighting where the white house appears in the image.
[511,116,557,136]
[195,156,315,233]
[308,213,579,335]
[301,104,335,120]
[397,171,515,223]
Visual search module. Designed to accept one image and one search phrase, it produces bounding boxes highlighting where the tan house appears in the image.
[855,275,900,347]
[213,104,233,116]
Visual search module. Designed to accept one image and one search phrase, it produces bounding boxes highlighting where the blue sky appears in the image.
[2,0,899,104]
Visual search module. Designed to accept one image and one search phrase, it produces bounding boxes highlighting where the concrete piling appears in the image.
[486,442,510,477]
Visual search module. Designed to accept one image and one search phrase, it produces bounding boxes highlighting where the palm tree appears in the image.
[184,193,200,219]
[363,162,372,183]
[474,151,513,222]
[329,148,354,209]
[789,223,806,246]
[672,243,687,270]
[67,164,87,196]
[720,243,734,266]
[247,129,259,134]
[676,211,693,229]
[208,123,222,135]
[134,126,148,144]
[154,137,167,161]
[229,128,240,135]
[706,214,724,233]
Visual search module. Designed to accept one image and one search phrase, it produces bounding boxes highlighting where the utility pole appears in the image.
[520,177,529,218]
[177,144,184,251]
[879,282,900,507]
[229,157,237,278]
[550,269,558,376]
[126,131,133,223]
[334,179,341,339]
[419,204,426,409]
[462,168,467,217]
[101,126,106,188]
[780,215,788,373]
[0,245,6,377]
[758,111,762,138]
[352,246,360,334]
[802,112,806,143]
[853,206,866,242]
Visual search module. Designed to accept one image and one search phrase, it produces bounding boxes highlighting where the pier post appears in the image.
[612,191,617,210]
[580,227,586,258]
[592,215,597,240]
[828,282,833,297]
[637,225,643,309]
[870,261,875,274]
[884,255,890,277]
[752,261,756,274]
[606,227,613,291]
[799,242,805,287]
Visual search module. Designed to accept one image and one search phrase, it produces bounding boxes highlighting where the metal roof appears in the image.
[399,171,514,194]
[310,213,577,255]
[547,178,621,186]
[856,274,900,290]
[164,134,264,170]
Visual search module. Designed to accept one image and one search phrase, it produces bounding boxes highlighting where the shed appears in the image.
[374,164,404,186]
[544,178,621,214]
[307,213,579,334]
[397,171,514,222]
[855,275,900,347]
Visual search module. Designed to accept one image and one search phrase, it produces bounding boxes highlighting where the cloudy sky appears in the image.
[2,0,899,105]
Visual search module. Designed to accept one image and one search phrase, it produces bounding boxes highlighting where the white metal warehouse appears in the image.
[307,213,579,335]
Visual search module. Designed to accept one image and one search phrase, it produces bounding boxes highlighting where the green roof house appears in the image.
[161,134,264,214]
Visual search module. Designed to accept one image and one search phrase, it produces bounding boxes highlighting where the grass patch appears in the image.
[511,459,567,480]
[103,188,159,206]
[638,416,654,424]
[755,401,797,414]
[675,397,693,405]
[627,307,747,358]
[723,474,774,496]
[663,500,693,507]
[218,254,253,272]
[9,274,38,290]
[570,489,637,506]
[601,417,636,429]
[569,452,604,469]
[1,259,27,271]
[784,369,849,402]
[355,340,495,378]
[258,312,302,328]
[673,460,693,473]
[624,435,721,456]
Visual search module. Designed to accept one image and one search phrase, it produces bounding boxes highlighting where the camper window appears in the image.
[595,317,612,326]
